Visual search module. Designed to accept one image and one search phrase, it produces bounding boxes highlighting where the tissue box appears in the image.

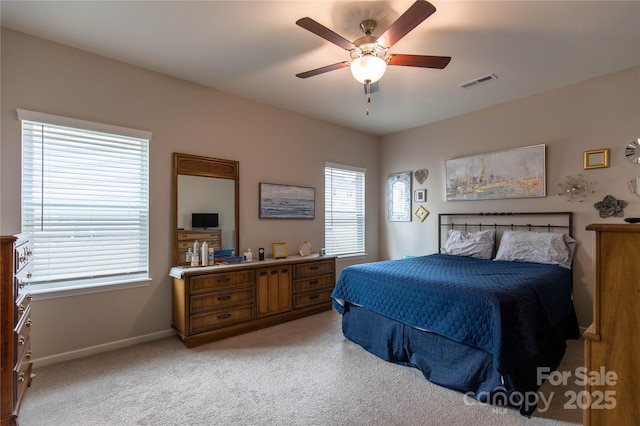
[225,256,243,264]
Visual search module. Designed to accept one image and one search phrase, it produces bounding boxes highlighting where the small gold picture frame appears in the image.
[414,205,429,222]
[584,149,609,169]
[298,241,312,257]
[272,242,288,259]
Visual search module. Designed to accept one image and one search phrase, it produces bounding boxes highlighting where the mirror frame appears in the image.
[172,152,240,266]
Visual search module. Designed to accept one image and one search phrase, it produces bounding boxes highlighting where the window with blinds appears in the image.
[19,110,150,291]
[324,163,366,256]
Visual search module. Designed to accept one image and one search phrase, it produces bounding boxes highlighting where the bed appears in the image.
[331,212,580,416]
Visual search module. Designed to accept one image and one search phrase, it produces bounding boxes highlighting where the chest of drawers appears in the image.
[1,234,33,426]
[171,255,336,347]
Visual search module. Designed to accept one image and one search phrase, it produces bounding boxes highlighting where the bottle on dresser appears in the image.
[201,241,208,267]
[191,241,200,267]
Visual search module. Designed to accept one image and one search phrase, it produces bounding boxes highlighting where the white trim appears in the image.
[31,278,152,301]
[17,108,152,140]
[325,161,367,174]
[31,328,177,368]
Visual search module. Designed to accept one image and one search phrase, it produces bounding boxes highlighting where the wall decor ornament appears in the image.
[625,138,640,164]
[556,174,594,202]
[594,195,628,218]
[414,189,426,202]
[445,144,545,201]
[628,176,640,196]
[414,205,429,222]
[414,169,428,184]
[387,171,412,221]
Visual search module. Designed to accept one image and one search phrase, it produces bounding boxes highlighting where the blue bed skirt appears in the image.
[341,302,578,416]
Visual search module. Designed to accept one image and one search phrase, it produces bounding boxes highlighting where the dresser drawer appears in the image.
[178,231,220,240]
[293,260,335,279]
[15,295,31,328]
[15,310,32,364]
[293,275,335,293]
[293,288,334,309]
[14,359,32,406]
[14,239,32,276]
[190,305,254,334]
[190,287,254,314]
[190,270,254,294]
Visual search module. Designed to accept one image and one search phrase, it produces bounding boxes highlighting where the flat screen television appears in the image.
[192,213,219,229]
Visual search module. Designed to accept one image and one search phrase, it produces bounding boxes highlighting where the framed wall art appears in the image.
[583,149,609,169]
[259,182,315,219]
[445,144,546,201]
[387,171,412,221]
[414,189,426,202]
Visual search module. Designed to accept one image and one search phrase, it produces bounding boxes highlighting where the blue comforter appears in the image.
[331,254,575,375]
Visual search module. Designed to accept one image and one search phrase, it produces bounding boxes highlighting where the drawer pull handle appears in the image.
[271,270,278,275]
[309,280,319,286]
[26,318,33,327]
[18,305,26,315]
[217,277,231,283]
[309,294,320,300]
[25,350,32,359]
[281,269,288,273]
[26,294,32,302]
[309,266,319,270]
[217,313,232,320]
[217,295,231,301]
[18,336,25,346]
[18,372,26,383]
[27,271,32,279]
[260,272,267,276]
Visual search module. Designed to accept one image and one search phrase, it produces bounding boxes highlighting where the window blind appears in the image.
[324,163,366,256]
[20,110,150,289]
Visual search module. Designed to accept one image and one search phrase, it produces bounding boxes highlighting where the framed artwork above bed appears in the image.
[445,144,546,201]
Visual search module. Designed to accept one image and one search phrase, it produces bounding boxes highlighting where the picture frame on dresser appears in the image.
[273,242,288,259]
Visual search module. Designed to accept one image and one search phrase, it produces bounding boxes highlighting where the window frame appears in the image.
[18,109,151,297]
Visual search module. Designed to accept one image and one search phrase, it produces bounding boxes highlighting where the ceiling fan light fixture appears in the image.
[350,55,387,84]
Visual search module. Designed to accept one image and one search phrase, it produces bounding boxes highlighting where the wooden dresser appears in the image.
[171,255,336,347]
[176,229,222,267]
[584,224,639,425]
[1,234,33,426]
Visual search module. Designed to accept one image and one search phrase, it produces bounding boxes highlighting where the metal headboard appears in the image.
[437,212,574,252]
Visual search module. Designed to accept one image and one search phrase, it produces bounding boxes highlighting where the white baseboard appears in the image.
[31,328,177,368]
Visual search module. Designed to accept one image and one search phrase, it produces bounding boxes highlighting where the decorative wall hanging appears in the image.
[556,174,594,202]
[583,149,609,169]
[259,182,315,219]
[414,169,428,184]
[445,144,545,201]
[414,189,426,203]
[388,171,412,221]
[625,138,640,164]
[628,176,640,196]
[594,195,627,218]
[414,205,429,222]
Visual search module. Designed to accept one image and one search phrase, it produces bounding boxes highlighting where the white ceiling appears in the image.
[2,1,639,136]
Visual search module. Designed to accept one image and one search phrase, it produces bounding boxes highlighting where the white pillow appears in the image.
[441,229,495,259]
[494,231,576,269]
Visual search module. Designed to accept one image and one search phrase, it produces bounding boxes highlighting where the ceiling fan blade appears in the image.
[296,62,350,79]
[364,82,379,94]
[377,0,436,48]
[296,17,356,51]
[388,54,451,69]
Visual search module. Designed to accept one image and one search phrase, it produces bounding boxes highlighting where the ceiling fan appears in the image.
[295,0,451,98]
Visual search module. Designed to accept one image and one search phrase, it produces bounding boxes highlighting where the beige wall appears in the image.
[379,66,640,329]
[2,27,638,362]
[0,29,379,361]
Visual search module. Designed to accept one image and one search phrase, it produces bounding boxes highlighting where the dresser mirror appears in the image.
[172,153,239,266]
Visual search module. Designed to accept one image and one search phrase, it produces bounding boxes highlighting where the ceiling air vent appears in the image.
[460,73,498,89]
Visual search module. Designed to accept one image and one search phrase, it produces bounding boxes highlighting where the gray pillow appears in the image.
[494,231,576,269]
[441,229,495,259]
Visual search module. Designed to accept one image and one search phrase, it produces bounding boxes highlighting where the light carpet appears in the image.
[19,310,583,426]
